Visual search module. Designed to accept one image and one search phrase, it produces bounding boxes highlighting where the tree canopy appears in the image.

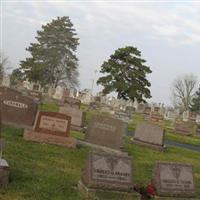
[97,46,152,102]
[20,16,79,88]
[190,86,200,114]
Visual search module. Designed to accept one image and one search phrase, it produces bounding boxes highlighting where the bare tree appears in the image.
[171,74,198,111]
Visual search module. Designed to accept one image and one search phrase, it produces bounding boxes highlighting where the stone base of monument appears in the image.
[70,125,83,132]
[132,138,166,151]
[154,196,198,200]
[78,181,140,200]
[0,159,10,187]
[77,140,128,156]
[23,129,76,149]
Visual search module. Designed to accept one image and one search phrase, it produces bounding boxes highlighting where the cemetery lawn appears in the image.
[166,131,200,146]
[1,125,200,200]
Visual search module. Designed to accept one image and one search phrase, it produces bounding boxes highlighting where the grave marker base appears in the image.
[77,140,127,156]
[132,138,166,151]
[23,129,76,149]
[154,196,198,200]
[78,181,140,200]
[0,159,9,187]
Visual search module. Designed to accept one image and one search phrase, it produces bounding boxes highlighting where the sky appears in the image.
[1,1,200,106]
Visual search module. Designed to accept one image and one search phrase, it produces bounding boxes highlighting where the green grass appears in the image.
[1,126,89,200]
[1,125,200,199]
[166,131,200,146]
[39,102,59,112]
[1,102,198,199]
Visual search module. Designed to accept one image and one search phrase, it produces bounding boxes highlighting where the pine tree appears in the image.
[97,46,152,102]
[191,87,200,114]
[20,16,79,88]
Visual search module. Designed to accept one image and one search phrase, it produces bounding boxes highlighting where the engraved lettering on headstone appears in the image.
[3,100,28,109]
[39,116,68,132]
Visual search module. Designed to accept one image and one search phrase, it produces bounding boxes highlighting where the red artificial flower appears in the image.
[147,183,156,196]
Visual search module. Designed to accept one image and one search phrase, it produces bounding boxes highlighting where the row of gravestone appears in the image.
[80,151,196,198]
[0,86,85,131]
[0,86,197,198]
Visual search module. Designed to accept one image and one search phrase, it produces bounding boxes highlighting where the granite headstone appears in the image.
[153,161,196,198]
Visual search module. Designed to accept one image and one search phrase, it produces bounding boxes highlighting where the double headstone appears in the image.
[153,161,196,198]
[79,152,136,195]
[24,111,76,148]
[0,87,38,128]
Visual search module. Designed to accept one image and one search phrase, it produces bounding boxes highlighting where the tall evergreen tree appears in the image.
[191,86,200,114]
[20,16,79,88]
[97,46,152,102]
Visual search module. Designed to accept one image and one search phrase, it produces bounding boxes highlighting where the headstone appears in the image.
[133,123,165,151]
[81,152,134,192]
[59,106,85,131]
[53,86,64,100]
[34,112,71,137]
[189,112,196,123]
[115,111,131,123]
[125,106,135,117]
[64,97,81,109]
[0,90,38,128]
[182,110,189,122]
[23,111,76,148]
[136,103,145,113]
[26,90,42,101]
[196,114,200,124]
[0,159,10,186]
[174,122,193,136]
[150,107,164,122]
[85,115,124,150]
[153,161,196,198]
[196,124,200,135]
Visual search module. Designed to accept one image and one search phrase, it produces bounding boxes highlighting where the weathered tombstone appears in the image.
[79,152,139,198]
[59,106,85,131]
[143,106,151,121]
[150,107,164,122]
[182,110,189,122]
[0,90,38,128]
[195,124,200,136]
[174,122,193,136]
[85,115,124,150]
[26,90,42,102]
[152,161,196,198]
[23,111,76,148]
[196,114,200,124]
[189,112,196,123]
[64,97,81,109]
[132,123,165,151]
[125,106,135,117]
[136,103,145,113]
[115,111,131,123]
